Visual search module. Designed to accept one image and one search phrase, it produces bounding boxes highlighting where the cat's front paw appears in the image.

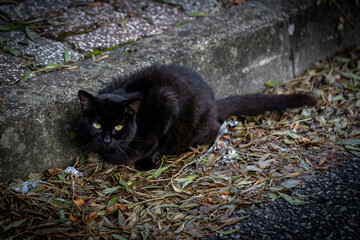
[135,159,157,171]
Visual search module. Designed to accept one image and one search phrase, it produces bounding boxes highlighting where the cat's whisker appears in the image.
[114,146,133,164]
[82,141,101,156]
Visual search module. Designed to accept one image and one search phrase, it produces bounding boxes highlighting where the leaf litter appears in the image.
[1,47,360,239]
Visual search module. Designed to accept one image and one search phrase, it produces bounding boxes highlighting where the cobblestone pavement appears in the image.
[0,0,220,85]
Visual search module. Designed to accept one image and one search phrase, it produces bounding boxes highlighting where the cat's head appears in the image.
[78,90,142,164]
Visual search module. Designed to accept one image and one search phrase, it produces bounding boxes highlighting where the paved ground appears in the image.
[211,155,360,240]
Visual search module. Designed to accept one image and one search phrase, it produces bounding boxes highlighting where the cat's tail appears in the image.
[216,93,317,123]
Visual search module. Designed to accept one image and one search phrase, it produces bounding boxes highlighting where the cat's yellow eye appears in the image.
[93,122,101,129]
[114,125,123,131]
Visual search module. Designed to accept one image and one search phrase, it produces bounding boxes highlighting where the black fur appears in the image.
[216,93,317,122]
[78,64,317,170]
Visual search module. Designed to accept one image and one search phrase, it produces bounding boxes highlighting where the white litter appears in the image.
[63,166,83,177]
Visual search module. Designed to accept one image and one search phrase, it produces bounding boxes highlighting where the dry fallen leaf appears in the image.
[73,199,85,207]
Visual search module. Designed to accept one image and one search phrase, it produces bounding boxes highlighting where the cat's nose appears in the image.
[103,135,111,145]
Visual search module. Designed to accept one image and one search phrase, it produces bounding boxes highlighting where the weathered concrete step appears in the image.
[1,0,359,181]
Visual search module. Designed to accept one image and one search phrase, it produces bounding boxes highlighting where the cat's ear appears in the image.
[124,97,142,115]
[78,90,96,111]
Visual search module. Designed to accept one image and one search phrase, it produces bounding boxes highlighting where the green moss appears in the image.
[75,29,94,35]
[84,41,135,59]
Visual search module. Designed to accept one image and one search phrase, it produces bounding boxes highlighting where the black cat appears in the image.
[78,64,317,170]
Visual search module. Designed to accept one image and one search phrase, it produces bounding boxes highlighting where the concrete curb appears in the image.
[1,0,359,181]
